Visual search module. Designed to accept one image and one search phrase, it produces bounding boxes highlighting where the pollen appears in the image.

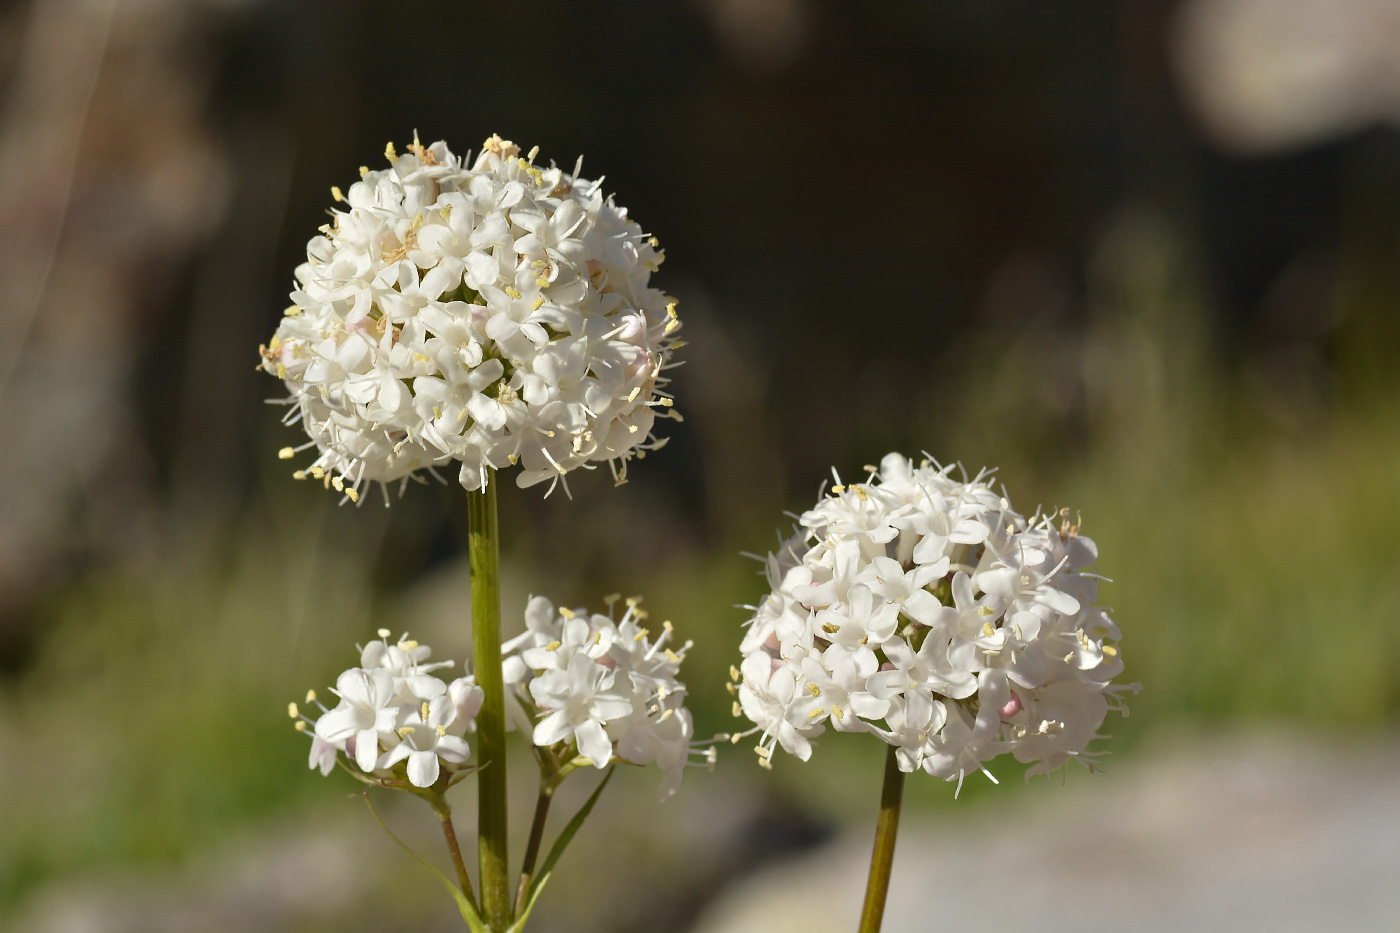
[287,702,299,719]
[545,640,562,652]
[331,186,343,202]
[807,683,822,697]
[295,720,307,732]
[1102,644,1118,657]
[982,622,996,638]
[559,606,576,620]
[384,141,397,161]
[531,295,545,311]
[504,286,522,300]
[359,165,369,178]
[278,447,295,460]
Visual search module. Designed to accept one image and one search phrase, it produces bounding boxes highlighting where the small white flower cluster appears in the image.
[503,595,712,800]
[293,630,484,789]
[260,134,683,501]
[732,452,1131,789]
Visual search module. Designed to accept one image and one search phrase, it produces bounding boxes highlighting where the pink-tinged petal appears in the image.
[949,518,989,545]
[436,735,471,762]
[902,590,942,625]
[1037,587,1080,616]
[533,709,574,747]
[380,742,411,769]
[335,670,371,706]
[408,750,440,788]
[373,707,399,733]
[450,680,485,722]
[951,571,975,608]
[354,728,380,771]
[314,706,358,742]
[591,695,633,722]
[575,719,613,767]
[407,675,448,700]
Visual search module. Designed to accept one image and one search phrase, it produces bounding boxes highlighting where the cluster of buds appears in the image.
[260,135,683,500]
[503,595,715,799]
[731,453,1132,788]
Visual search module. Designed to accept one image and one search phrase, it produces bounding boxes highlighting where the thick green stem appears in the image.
[857,744,906,933]
[514,783,554,914]
[469,478,510,929]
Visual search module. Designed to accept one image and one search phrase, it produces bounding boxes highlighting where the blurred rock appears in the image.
[691,731,1400,932]
[1173,0,1400,154]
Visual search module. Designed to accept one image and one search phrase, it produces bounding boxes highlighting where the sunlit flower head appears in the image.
[502,594,715,800]
[729,452,1134,792]
[292,630,484,789]
[260,134,683,502]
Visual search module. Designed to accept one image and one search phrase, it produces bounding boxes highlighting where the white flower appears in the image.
[380,695,473,787]
[530,653,633,766]
[315,669,400,773]
[504,595,712,798]
[260,134,683,502]
[296,631,484,787]
[729,452,1134,788]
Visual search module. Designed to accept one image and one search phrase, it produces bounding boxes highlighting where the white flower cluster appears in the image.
[502,595,712,800]
[293,630,484,789]
[732,453,1131,789]
[260,134,683,501]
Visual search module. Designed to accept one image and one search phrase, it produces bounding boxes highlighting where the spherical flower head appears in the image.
[259,134,683,502]
[730,452,1135,791]
[293,629,484,789]
[502,594,712,800]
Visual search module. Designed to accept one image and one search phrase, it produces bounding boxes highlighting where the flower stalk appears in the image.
[858,744,906,933]
[431,795,480,914]
[469,476,510,929]
[514,783,554,914]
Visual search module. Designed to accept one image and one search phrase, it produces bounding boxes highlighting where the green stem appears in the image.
[857,744,906,933]
[434,799,480,915]
[469,477,510,929]
[514,782,554,915]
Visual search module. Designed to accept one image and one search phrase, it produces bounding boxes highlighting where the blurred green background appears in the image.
[2,1,1398,930]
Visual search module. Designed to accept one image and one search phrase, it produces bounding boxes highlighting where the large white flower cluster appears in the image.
[732,453,1131,789]
[260,134,682,500]
[293,630,484,789]
[502,595,711,800]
